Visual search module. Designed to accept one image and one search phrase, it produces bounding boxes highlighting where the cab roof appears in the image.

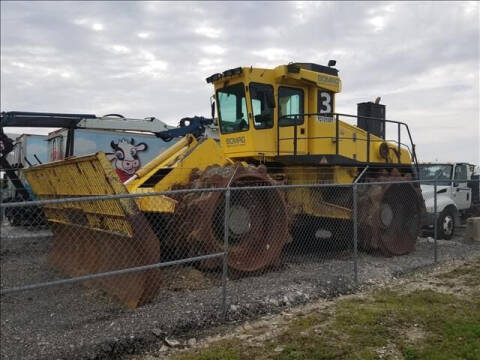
[206,62,339,84]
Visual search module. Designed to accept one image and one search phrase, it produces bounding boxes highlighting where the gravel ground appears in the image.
[1,223,479,360]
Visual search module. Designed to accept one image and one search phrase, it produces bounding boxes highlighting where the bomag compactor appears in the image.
[19,62,425,307]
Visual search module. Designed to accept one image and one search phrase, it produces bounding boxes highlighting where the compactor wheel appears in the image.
[172,164,290,273]
[358,169,425,256]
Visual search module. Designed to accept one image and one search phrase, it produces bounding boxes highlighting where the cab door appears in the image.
[453,163,471,210]
[277,86,307,156]
[249,82,276,156]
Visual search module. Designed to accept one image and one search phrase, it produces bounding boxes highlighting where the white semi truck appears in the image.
[420,163,480,239]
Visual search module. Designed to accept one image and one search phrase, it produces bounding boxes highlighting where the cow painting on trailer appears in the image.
[47,129,175,180]
[106,138,148,182]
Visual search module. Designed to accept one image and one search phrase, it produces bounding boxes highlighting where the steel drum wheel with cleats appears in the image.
[358,169,426,256]
[172,164,290,273]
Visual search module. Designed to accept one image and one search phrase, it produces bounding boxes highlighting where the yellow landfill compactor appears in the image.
[23,62,425,307]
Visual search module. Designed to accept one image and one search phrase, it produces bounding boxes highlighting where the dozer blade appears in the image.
[23,153,161,308]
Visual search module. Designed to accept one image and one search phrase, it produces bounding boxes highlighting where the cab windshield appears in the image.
[217,83,248,134]
[419,164,453,186]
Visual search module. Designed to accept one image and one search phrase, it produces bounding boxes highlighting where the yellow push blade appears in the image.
[23,152,162,308]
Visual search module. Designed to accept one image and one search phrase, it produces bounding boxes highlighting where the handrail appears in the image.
[277,135,414,161]
[332,112,418,171]
[277,112,418,173]
[277,135,412,153]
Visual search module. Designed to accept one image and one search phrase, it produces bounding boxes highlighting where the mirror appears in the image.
[210,95,216,119]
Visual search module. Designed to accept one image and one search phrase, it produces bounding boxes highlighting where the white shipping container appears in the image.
[2,134,48,200]
[12,134,49,168]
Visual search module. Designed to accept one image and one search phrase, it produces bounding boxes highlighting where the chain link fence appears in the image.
[1,178,479,359]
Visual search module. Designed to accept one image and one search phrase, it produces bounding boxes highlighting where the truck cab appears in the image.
[419,163,474,239]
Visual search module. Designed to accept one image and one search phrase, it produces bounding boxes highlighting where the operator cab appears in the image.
[207,62,342,162]
[207,62,414,168]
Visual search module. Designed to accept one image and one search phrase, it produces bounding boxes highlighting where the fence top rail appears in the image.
[0,182,349,208]
[0,178,467,208]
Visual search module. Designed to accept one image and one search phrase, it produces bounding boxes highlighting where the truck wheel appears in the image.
[437,208,455,240]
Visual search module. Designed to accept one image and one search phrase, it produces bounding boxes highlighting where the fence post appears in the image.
[0,178,4,226]
[0,178,3,223]
[221,188,230,320]
[433,179,438,263]
[353,183,358,283]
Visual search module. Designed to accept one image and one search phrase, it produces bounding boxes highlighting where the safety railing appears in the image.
[277,112,418,170]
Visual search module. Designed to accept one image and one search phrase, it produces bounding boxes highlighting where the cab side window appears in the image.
[278,87,304,127]
[454,164,467,182]
[250,83,274,129]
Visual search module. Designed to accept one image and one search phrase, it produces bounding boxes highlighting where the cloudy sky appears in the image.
[1,1,479,164]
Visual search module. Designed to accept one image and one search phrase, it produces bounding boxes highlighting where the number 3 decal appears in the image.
[319,91,332,113]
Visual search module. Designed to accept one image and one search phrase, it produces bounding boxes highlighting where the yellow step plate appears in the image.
[23,152,162,308]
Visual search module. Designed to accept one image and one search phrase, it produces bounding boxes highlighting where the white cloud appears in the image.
[137,32,151,39]
[369,16,385,32]
[261,26,280,38]
[7,60,74,80]
[463,1,478,15]
[139,60,168,78]
[368,3,396,16]
[11,61,28,69]
[198,58,224,71]
[198,58,222,66]
[73,18,104,31]
[139,50,156,61]
[252,48,289,62]
[201,45,226,55]
[292,1,325,23]
[108,72,136,80]
[110,45,131,54]
[73,18,88,26]
[92,23,104,31]
[194,25,222,39]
